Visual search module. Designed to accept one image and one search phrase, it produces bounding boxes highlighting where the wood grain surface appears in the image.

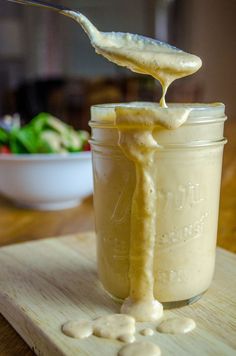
[0,119,235,355]
[0,232,235,356]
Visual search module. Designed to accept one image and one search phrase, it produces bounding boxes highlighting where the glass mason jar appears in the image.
[89,102,227,306]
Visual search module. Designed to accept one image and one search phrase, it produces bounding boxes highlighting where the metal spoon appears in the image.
[7,0,69,12]
[7,0,100,40]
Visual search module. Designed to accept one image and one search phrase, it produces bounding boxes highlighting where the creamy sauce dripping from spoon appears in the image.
[60,9,201,322]
[62,10,202,107]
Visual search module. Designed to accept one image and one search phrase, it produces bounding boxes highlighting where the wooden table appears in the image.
[0,120,235,356]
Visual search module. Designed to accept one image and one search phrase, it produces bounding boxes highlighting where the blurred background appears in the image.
[0,0,235,130]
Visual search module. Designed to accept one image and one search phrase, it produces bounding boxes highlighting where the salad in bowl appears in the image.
[0,112,90,154]
[0,113,93,210]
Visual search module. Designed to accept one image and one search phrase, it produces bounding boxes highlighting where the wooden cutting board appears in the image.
[0,232,235,356]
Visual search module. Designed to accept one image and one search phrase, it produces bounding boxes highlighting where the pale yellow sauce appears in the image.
[62,320,93,339]
[93,314,135,340]
[59,7,201,352]
[118,334,136,343]
[118,341,161,356]
[62,314,136,342]
[62,10,201,107]
[61,8,201,323]
[140,328,154,336]
[116,106,193,321]
[157,317,196,334]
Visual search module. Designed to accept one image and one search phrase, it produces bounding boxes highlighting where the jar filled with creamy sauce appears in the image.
[89,102,227,306]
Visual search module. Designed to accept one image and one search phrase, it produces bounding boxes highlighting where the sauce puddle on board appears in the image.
[62,314,136,343]
[140,328,154,336]
[157,317,196,334]
[62,316,196,340]
[118,341,161,356]
[62,315,196,356]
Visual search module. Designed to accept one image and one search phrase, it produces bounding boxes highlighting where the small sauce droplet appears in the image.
[62,320,93,339]
[118,341,161,356]
[118,334,136,343]
[140,328,154,336]
[157,317,196,334]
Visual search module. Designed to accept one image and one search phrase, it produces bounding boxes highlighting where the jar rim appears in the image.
[90,102,226,125]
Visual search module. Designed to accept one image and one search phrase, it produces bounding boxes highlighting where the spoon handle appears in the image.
[7,0,100,40]
[7,0,70,12]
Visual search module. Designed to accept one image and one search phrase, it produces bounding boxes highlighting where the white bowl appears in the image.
[0,152,93,210]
